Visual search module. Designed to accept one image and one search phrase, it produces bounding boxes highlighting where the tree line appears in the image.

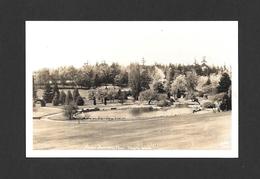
[34,62,128,88]
[34,61,230,89]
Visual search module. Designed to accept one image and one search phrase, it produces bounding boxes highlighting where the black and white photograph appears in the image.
[26,21,238,157]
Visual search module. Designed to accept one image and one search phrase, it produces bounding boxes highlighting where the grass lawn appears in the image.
[33,106,63,119]
[33,111,231,150]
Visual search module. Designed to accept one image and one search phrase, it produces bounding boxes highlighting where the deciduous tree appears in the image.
[128,63,141,100]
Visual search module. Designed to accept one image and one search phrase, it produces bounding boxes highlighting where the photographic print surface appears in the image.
[26,21,238,157]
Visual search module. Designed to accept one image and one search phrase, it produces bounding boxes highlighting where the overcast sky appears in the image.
[26,21,237,71]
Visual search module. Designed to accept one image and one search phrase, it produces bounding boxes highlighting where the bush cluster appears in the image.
[202,101,215,108]
[76,96,85,106]
[157,99,171,107]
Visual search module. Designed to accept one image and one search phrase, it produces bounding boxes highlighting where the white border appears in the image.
[26,21,238,158]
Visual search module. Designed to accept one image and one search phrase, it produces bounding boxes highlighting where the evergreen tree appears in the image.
[72,88,80,102]
[43,83,53,103]
[52,91,60,106]
[65,90,73,105]
[53,83,60,99]
[59,90,66,105]
[217,73,231,93]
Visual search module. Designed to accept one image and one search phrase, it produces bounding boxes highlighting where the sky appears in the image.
[26,21,237,71]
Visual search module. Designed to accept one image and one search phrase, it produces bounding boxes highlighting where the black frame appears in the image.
[1,0,259,178]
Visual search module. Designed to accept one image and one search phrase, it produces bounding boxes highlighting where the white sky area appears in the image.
[26,21,237,71]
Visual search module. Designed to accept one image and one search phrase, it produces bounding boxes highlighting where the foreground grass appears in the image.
[33,111,231,150]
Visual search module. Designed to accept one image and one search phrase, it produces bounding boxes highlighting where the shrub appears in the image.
[139,89,156,101]
[59,90,66,105]
[64,103,78,120]
[157,94,167,101]
[76,96,85,106]
[202,101,215,108]
[52,92,60,106]
[157,99,171,107]
[211,92,226,102]
[73,112,90,120]
[94,107,100,111]
[34,99,46,107]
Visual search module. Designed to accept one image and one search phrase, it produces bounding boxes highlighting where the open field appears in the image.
[33,110,231,150]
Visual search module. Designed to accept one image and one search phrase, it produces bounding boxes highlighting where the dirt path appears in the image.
[33,111,231,150]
